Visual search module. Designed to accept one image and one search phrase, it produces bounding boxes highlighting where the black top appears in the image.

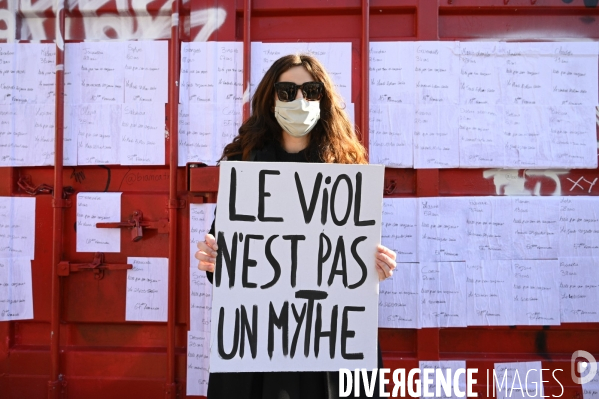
[205,142,382,399]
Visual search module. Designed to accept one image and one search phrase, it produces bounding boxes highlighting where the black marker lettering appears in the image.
[261,235,280,289]
[242,234,264,289]
[317,233,332,286]
[268,301,289,358]
[229,167,255,222]
[294,172,322,224]
[341,306,365,360]
[217,307,239,359]
[283,235,306,288]
[290,303,307,358]
[216,231,238,288]
[348,236,368,289]
[239,305,258,359]
[258,170,283,222]
[328,236,348,287]
[354,172,375,226]
[315,303,338,358]
[330,174,353,226]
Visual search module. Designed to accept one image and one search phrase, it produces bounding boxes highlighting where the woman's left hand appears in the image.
[375,245,397,281]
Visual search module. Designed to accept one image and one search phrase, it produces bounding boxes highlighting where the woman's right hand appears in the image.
[195,233,218,272]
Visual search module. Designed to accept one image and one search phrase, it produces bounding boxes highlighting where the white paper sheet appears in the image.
[186,103,215,164]
[414,41,460,105]
[559,257,599,323]
[465,197,513,260]
[413,104,460,168]
[419,197,468,262]
[501,43,552,106]
[186,330,211,397]
[181,42,243,105]
[63,105,78,166]
[14,43,56,104]
[124,41,168,103]
[76,192,121,253]
[80,42,125,103]
[493,361,545,399]
[459,105,504,168]
[0,257,33,321]
[211,162,383,372]
[511,197,559,259]
[559,197,599,257]
[0,43,17,104]
[76,104,121,165]
[0,196,35,260]
[419,360,467,399]
[547,42,599,106]
[512,260,560,326]
[502,105,548,168]
[582,362,599,399]
[120,102,165,165]
[64,43,81,105]
[381,198,418,263]
[369,103,414,167]
[189,203,216,332]
[378,263,420,328]
[125,257,169,322]
[369,42,414,105]
[542,105,597,168]
[177,102,190,167]
[251,42,352,104]
[460,42,504,106]
[420,262,467,328]
[0,103,55,166]
[466,260,514,326]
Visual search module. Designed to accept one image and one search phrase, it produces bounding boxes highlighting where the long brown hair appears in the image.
[220,53,368,164]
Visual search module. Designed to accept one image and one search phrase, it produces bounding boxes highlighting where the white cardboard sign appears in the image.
[210,161,384,372]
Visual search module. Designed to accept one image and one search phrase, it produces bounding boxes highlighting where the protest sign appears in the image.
[210,161,385,372]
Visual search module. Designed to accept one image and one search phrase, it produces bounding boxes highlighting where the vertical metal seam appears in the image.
[361,0,370,160]
[166,0,181,397]
[49,1,66,398]
[243,0,252,121]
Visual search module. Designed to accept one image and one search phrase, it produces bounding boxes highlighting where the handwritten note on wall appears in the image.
[368,41,598,168]
[381,198,418,262]
[76,192,122,253]
[380,196,599,329]
[466,260,513,326]
[125,257,168,322]
[512,260,560,326]
[186,331,211,397]
[187,204,215,396]
[124,41,168,103]
[0,196,35,260]
[493,362,544,399]
[369,104,414,167]
[75,104,121,165]
[120,102,165,165]
[378,263,420,329]
[189,203,216,332]
[559,257,599,323]
[0,257,33,321]
[419,197,467,262]
[420,262,467,328]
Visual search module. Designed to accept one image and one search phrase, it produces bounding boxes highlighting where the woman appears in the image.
[195,53,397,399]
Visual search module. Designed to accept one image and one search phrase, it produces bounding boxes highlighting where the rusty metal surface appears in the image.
[0,0,597,398]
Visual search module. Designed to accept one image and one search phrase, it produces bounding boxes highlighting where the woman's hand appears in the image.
[375,245,397,281]
[195,233,218,273]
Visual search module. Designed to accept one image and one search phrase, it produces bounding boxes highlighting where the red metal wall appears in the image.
[0,0,598,398]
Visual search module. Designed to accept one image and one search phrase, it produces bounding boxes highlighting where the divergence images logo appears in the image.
[571,350,597,385]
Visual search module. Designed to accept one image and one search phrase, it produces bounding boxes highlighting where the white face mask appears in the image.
[274,99,320,137]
